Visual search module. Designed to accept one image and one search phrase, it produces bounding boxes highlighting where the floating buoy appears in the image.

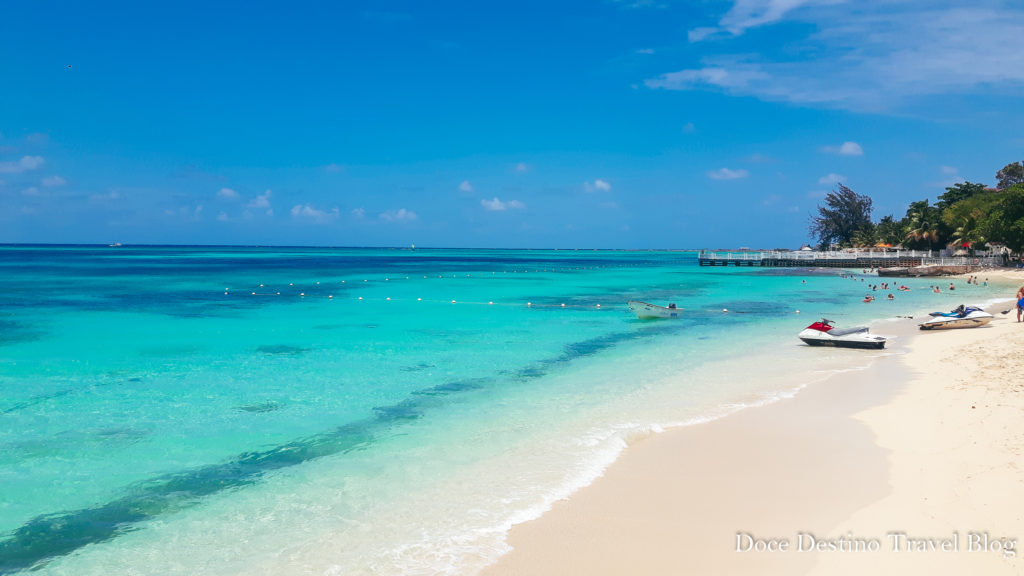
[723,308,728,312]
[596,304,601,308]
[316,282,320,285]
[561,303,566,307]
[224,292,228,295]
[386,297,391,301]
[251,292,256,295]
[417,297,422,301]
[385,278,389,281]
[795,310,800,314]
[527,302,532,306]
[329,295,333,299]
[259,284,264,287]
[488,301,493,305]
[289,283,294,286]
[300,292,305,297]
[451,300,456,304]
[358,296,363,300]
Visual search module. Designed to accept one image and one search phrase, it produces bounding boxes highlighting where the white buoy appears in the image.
[259,284,264,287]
[795,309,800,314]
[358,296,363,300]
[417,297,422,301]
[723,308,728,312]
[329,295,333,299]
[596,304,601,308]
[386,297,391,301]
[561,303,566,307]
[451,299,456,304]
[300,292,305,297]
[527,302,532,306]
[289,283,293,286]
[251,292,256,295]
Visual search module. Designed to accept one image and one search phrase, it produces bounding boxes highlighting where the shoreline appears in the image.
[481,271,1024,575]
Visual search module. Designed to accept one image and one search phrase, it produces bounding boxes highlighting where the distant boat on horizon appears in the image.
[108,243,122,247]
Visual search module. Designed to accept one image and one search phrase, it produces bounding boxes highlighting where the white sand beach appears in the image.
[483,271,1024,575]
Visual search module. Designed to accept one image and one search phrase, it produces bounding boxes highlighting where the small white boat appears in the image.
[798,319,887,349]
[628,301,683,319]
[919,305,993,330]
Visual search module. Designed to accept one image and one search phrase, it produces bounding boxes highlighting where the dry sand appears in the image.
[482,272,1024,576]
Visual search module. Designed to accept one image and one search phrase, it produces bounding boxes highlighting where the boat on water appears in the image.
[798,318,887,349]
[919,305,993,330]
[627,301,683,319]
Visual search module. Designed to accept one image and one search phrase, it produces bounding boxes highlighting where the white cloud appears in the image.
[459,180,474,193]
[818,173,846,185]
[824,141,863,156]
[657,4,1024,113]
[21,186,39,196]
[515,162,529,173]
[0,155,44,174]
[246,190,273,214]
[41,175,66,187]
[379,208,418,222]
[682,122,696,134]
[352,208,366,219]
[325,163,345,173]
[89,191,121,202]
[217,187,239,200]
[688,26,720,42]
[708,168,749,180]
[584,179,612,192]
[217,211,229,222]
[481,197,526,211]
[940,165,958,175]
[636,48,655,54]
[291,204,340,223]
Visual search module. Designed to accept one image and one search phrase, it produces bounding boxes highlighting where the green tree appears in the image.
[981,183,1024,252]
[875,215,906,246]
[808,183,874,248]
[851,222,878,248]
[936,181,987,211]
[942,191,1000,251]
[996,161,1024,190]
[903,199,943,250]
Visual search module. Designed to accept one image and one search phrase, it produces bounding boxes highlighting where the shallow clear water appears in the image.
[0,246,1002,574]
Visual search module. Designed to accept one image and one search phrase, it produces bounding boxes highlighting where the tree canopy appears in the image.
[806,160,1024,255]
[996,161,1024,190]
[808,183,873,249]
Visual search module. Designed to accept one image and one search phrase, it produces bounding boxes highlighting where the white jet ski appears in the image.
[798,318,887,349]
[919,305,993,330]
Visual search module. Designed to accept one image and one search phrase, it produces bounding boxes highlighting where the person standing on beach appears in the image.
[1017,287,1024,322]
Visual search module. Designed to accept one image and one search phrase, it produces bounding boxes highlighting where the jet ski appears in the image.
[798,318,887,349]
[919,305,993,330]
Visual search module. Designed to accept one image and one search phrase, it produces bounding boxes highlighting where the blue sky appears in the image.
[2,0,1023,248]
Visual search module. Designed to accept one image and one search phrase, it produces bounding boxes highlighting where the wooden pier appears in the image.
[698,250,927,268]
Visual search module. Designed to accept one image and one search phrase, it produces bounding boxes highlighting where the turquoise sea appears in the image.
[0,246,1004,575]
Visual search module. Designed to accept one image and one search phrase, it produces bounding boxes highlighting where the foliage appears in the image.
[808,184,874,248]
[903,199,944,249]
[936,181,987,211]
[996,161,1024,190]
[981,183,1024,252]
[941,191,1000,250]
[875,215,905,246]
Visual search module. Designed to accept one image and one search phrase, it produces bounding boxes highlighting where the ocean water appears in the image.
[0,246,1004,575]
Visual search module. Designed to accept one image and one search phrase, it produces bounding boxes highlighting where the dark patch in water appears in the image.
[400,362,435,372]
[235,402,284,413]
[0,310,689,571]
[0,319,45,347]
[411,378,487,396]
[256,345,310,356]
